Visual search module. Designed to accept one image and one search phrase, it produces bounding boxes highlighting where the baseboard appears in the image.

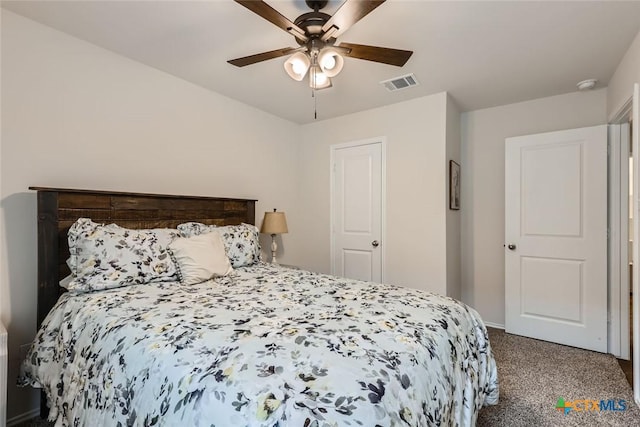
[484,321,505,330]
[7,408,40,426]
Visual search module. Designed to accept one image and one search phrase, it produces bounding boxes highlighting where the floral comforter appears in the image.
[20,263,499,427]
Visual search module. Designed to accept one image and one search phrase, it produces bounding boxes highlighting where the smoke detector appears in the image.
[577,79,598,91]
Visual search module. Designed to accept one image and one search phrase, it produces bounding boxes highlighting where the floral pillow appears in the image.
[177,222,261,268]
[66,218,179,293]
[175,222,213,237]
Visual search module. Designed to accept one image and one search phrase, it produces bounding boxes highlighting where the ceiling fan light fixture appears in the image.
[284,52,311,81]
[318,48,344,77]
[229,0,413,101]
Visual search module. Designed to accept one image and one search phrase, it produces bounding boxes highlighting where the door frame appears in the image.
[329,137,387,282]
[633,83,639,406]
[608,86,638,405]
[608,122,631,360]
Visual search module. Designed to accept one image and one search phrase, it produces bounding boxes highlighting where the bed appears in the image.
[19,187,498,427]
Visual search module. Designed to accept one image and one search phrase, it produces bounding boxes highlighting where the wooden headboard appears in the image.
[30,187,257,328]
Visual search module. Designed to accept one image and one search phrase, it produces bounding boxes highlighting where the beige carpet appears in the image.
[478,328,640,426]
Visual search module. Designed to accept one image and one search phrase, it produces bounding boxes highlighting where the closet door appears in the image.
[331,139,384,283]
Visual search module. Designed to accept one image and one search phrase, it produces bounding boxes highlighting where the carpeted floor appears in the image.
[15,327,640,426]
[478,327,640,426]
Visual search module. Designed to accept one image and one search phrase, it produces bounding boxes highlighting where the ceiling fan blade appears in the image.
[338,42,412,67]
[321,0,385,39]
[235,0,308,41]
[228,47,298,67]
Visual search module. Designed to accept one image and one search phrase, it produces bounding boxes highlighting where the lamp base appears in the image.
[271,234,278,264]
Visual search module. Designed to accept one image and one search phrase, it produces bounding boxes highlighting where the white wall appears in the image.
[0,11,301,421]
[445,95,461,300]
[608,30,640,120]
[461,89,608,327]
[296,93,450,294]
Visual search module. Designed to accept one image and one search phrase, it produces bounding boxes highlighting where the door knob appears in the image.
[372,240,380,247]
[507,244,516,251]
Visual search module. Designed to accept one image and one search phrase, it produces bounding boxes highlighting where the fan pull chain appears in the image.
[311,64,317,120]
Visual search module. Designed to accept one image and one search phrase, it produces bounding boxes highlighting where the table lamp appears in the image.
[260,209,288,263]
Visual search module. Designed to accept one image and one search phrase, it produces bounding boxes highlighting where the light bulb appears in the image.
[284,52,310,81]
[314,72,328,86]
[318,48,344,77]
[321,54,336,70]
[292,59,306,76]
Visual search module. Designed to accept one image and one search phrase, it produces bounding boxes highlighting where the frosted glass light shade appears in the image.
[284,53,311,81]
[318,48,344,78]
[309,66,332,89]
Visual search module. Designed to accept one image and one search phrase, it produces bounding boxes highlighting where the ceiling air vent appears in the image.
[380,73,419,92]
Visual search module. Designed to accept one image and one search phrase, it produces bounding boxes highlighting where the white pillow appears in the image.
[59,274,74,289]
[177,222,262,267]
[168,232,233,285]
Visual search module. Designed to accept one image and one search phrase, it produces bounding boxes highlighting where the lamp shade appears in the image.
[284,52,310,82]
[309,66,332,90]
[318,48,344,78]
[260,211,288,234]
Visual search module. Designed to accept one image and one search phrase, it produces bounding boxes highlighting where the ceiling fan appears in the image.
[228,0,413,90]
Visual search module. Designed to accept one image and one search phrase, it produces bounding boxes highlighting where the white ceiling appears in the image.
[3,0,640,124]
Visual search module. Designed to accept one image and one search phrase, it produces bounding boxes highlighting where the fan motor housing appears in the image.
[294,11,331,44]
[305,0,329,10]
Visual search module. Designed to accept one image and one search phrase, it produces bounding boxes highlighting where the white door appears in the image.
[331,140,384,282]
[505,125,608,352]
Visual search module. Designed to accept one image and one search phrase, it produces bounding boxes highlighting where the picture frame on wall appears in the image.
[449,160,460,210]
